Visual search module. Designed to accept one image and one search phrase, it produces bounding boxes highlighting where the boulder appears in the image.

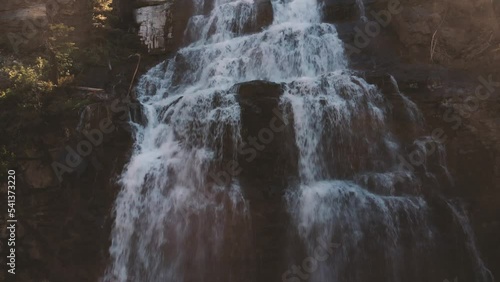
[251,0,274,33]
[234,80,298,194]
[170,0,195,49]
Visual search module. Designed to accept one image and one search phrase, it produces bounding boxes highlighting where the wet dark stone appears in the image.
[320,0,362,23]
[233,80,297,281]
[251,0,274,33]
[233,80,298,192]
[170,0,196,49]
[171,53,190,87]
[235,80,283,100]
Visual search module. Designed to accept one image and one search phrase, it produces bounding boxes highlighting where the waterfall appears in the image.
[104,0,493,281]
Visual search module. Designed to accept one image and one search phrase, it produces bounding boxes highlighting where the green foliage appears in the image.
[93,0,113,27]
[0,24,77,102]
[48,24,78,78]
[0,57,54,105]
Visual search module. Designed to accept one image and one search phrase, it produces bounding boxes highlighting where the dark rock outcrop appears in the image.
[252,0,274,33]
[235,80,296,187]
[169,0,195,49]
[234,80,295,281]
[372,65,500,279]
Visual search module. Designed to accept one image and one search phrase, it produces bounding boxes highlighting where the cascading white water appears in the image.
[105,0,493,281]
[279,70,433,282]
[105,89,249,282]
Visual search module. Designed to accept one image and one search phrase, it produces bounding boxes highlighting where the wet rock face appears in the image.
[329,8,500,272]
[184,0,274,44]
[134,0,274,53]
[320,0,365,22]
[133,0,189,53]
[234,81,295,281]
[381,67,500,280]
[235,80,297,190]
[390,0,500,66]
[134,2,173,52]
[253,0,274,33]
[224,0,274,36]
